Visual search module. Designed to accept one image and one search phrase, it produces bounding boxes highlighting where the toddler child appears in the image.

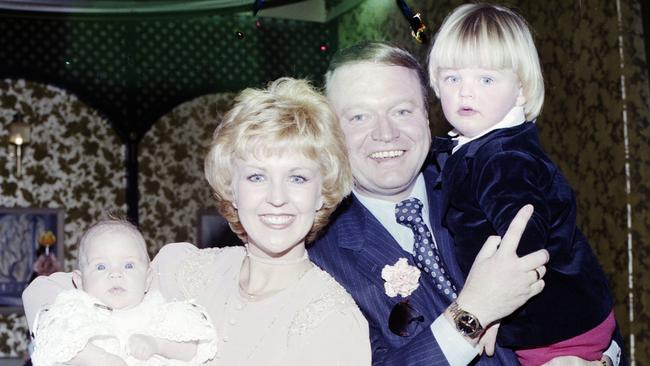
[30,219,218,366]
[428,3,618,365]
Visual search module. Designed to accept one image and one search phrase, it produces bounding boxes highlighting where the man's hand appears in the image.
[456,204,549,327]
[478,322,500,356]
[128,334,159,361]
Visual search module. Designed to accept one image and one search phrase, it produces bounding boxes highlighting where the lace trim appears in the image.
[288,270,356,336]
[176,247,224,299]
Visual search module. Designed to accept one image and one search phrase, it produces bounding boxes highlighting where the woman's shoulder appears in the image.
[157,243,244,299]
[288,266,362,336]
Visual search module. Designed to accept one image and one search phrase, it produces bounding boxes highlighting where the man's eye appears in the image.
[290,175,307,184]
[395,109,412,117]
[124,262,135,270]
[247,174,264,182]
[96,264,106,271]
[350,114,367,122]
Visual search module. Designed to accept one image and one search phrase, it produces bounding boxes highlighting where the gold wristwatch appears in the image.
[449,301,484,339]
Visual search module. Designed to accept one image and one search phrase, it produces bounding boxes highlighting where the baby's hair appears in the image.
[77,217,149,270]
[428,3,545,120]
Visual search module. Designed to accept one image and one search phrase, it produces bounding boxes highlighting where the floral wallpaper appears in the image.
[338,0,649,362]
[138,93,236,255]
[0,79,126,356]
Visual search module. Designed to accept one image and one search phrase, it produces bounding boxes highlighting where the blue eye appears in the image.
[124,262,135,270]
[395,109,412,117]
[247,174,264,183]
[480,76,494,85]
[444,75,460,84]
[96,263,106,271]
[290,175,307,184]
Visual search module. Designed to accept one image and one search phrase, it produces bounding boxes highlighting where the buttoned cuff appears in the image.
[431,314,479,366]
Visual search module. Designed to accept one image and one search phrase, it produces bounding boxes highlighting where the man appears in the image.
[308,42,618,365]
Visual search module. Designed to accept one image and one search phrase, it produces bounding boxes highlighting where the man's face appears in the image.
[327,62,431,202]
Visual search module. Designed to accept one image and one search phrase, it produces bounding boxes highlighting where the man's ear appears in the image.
[72,270,83,289]
[144,267,153,293]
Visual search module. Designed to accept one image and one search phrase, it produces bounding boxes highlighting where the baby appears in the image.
[428,3,618,365]
[30,219,217,366]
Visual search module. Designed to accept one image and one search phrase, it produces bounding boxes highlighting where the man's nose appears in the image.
[371,115,400,142]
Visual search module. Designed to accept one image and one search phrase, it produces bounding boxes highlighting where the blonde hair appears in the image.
[204,77,353,243]
[428,3,544,120]
[77,219,149,270]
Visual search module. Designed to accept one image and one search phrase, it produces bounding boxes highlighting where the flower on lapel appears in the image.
[381,258,420,298]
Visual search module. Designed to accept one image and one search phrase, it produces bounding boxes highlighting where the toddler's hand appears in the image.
[128,334,159,360]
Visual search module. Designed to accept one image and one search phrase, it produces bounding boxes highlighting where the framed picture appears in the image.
[0,207,64,314]
[196,208,242,249]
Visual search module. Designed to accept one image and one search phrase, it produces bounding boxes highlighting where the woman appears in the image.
[23,77,371,365]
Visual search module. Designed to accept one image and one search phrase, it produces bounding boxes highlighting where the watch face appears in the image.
[458,314,480,336]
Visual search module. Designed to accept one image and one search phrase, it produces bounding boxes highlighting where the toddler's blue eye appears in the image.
[247,174,264,183]
[480,77,494,85]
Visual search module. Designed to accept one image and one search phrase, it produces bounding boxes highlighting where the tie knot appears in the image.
[395,198,424,226]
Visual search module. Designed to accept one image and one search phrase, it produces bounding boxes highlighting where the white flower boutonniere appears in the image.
[381,258,421,298]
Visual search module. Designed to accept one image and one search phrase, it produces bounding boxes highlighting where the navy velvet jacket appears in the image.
[435,122,613,348]
[309,165,520,366]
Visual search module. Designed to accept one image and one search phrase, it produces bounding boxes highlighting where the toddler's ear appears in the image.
[72,270,83,289]
[516,86,526,107]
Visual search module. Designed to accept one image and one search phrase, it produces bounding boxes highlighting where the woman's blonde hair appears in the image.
[204,77,353,243]
[428,3,545,120]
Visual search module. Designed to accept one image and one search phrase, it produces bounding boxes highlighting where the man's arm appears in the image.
[380,205,548,365]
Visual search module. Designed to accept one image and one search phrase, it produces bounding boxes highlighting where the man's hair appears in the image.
[77,218,149,270]
[204,77,353,243]
[428,3,545,121]
[324,41,430,107]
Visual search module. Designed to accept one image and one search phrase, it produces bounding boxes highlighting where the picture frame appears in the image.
[196,208,242,249]
[0,207,64,314]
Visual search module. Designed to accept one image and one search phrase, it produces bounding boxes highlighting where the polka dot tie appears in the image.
[395,198,457,301]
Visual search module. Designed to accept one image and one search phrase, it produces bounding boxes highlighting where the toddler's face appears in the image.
[76,230,151,310]
[436,67,525,138]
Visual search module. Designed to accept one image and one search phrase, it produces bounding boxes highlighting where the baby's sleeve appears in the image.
[135,294,218,365]
[30,290,113,366]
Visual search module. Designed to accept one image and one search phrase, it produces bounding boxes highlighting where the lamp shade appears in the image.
[8,118,31,145]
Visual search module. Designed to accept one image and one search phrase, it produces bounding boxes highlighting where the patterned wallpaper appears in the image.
[338,0,649,363]
[138,93,235,255]
[0,79,126,356]
[0,0,648,361]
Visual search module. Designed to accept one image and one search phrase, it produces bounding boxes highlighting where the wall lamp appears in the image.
[7,113,31,176]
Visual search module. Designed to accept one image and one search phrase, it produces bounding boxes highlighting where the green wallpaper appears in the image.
[338,0,649,363]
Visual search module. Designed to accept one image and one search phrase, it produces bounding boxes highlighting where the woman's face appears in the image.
[231,151,324,259]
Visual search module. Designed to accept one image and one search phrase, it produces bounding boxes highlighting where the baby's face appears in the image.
[77,230,151,310]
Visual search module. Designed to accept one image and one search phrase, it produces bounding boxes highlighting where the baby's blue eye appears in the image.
[96,264,106,271]
[124,262,135,270]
